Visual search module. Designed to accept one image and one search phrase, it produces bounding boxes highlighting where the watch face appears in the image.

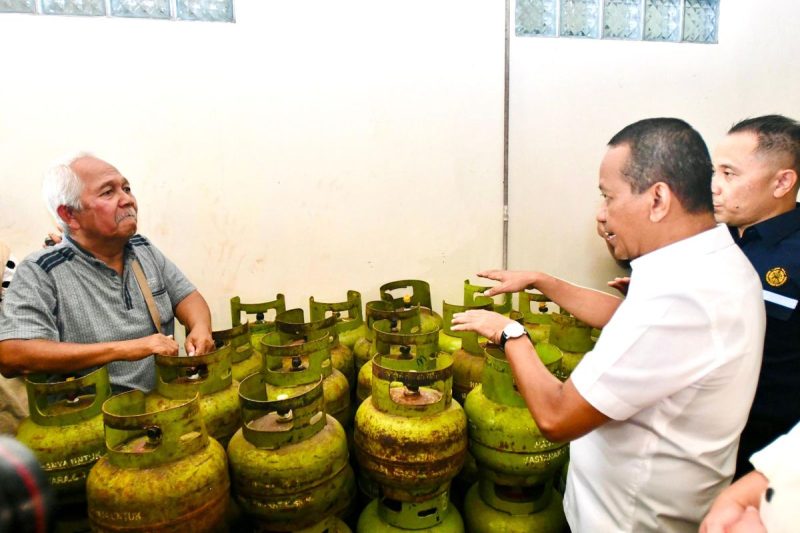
[504,321,526,338]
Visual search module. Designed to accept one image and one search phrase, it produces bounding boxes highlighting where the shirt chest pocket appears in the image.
[145,277,174,327]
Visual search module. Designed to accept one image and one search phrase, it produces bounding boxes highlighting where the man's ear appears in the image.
[56,205,80,232]
[649,182,671,223]
[773,168,798,199]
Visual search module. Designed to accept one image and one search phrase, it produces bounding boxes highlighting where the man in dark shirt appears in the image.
[711,114,800,479]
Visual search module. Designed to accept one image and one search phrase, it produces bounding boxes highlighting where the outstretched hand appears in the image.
[477,270,537,297]
[451,309,513,344]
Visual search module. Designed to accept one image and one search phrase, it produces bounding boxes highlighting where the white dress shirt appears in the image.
[564,225,766,532]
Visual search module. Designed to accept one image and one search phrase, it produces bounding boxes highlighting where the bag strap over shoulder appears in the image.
[131,258,162,335]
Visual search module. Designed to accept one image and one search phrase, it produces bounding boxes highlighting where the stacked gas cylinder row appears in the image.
[14,294,357,532]
[13,278,596,532]
[224,297,358,531]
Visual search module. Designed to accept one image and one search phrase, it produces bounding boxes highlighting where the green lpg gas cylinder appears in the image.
[228,375,355,531]
[355,302,429,406]
[296,515,353,533]
[441,300,493,405]
[379,279,444,354]
[230,294,287,353]
[310,290,369,352]
[87,392,229,532]
[463,481,565,533]
[213,322,262,381]
[354,300,411,375]
[261,326,351,430]
[463,346,568,531]
[357,492,464,533]
[464,279,513,316]
[351,301,385,373]
[16,367,110,516]
[517,291,554,344]
[354,325,467,503]
[145,341,241,449]
[279,308,356,393]
[439,279,513,354]
[549,311,595,380]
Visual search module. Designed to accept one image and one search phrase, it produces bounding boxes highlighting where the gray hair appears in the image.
[42,152,94,233]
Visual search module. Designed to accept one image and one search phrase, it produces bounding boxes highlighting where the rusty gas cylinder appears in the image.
[463,279,513,316]
[310,289,368,354]
[260,323,351,431]
[87,392,229,532]
[356,492,464,532]
[145,341,241,449]
[355,300,433,406]
[213,321,262,381]
[463,345,568,532]
[230,293,287,353]
[354,322,467,528]
[278,307,355,395]
[463,481,565,533]
[517,291,554,344]
[378,279,445,355]
[549,311,595,380]
[441,300,493,405]
[228,375,355,532]
[16,367,110,526]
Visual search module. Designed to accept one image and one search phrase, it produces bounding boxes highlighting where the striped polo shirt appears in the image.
[0,234,195,392]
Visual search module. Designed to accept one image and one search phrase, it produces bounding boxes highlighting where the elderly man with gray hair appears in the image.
[0,154,214,392]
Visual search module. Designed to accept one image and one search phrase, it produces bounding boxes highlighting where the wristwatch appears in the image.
[499,321,530,350]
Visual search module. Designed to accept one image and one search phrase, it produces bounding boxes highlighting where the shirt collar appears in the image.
[64,234,135,264]
[64,234,97,259]
[733,203,800,247]
[630,224,733,273]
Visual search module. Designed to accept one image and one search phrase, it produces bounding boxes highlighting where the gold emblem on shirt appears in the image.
[765,267,788,287]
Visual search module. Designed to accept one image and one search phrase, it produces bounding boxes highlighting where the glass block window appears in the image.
[644,0,680,41]
[111,0,170,19]
[0,0,35,13]
[516,0,719,43]
[516,0,557,37]
[603,0,642,39]
[560,0,600,38]
[1,0,234,21]
[42,0,105,16]
[177,0,233,22]
[682,0,719,43]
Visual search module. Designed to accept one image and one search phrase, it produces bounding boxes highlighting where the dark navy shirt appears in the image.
[730,204,800,422]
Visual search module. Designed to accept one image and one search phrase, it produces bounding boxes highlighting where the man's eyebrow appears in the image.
[94,177,128,190]
[716,162,740,172]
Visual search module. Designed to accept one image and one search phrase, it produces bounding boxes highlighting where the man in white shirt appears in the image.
[452,118,766,532]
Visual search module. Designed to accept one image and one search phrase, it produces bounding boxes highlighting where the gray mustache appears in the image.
[116,210,137,223]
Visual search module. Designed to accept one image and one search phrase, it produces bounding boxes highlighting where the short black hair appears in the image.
[729,114,800,176]
[608,118,713,214]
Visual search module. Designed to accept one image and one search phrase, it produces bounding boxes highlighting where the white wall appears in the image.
[508,0,800,290]
[0,1,505,329]
[1,0,798,332]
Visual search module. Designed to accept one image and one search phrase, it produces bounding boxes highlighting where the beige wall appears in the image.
[1,0,798,331]
[0,1,505,329]
[509,0,800,289]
